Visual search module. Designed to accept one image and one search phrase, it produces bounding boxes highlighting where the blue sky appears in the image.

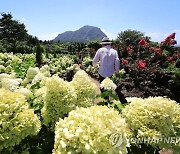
[1,0,180,43]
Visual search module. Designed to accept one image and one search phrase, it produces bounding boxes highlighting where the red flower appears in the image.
[165,36,171,42]
[162,33,176,45]
[168,33,176,39]
[122,59,128,65]
[138,60,146,69]
[170,39,177,45]
[138,38,148,46]
[155,48,162,54]
[127,45,134,54]
[167,56,173,62]
[149,47,155,51]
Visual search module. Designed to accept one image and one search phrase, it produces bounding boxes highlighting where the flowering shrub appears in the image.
[161,33,177,45]
[100,77,117,91]
[41,76,77,130]
[137,60,146,69]
[0,73,22,91]
[22,65,51,87]
[0,89,41,151]
[70,70,97,107]
[122,59,129,65]
[122,96,180,149]
[40,64,49,73]
[138,38,148,46]
[111,69,126,84]
[53,106,128,154]
[15,88,33,99]
[0,65,5,73]
[1,78,21,91]
[26,67,40,79]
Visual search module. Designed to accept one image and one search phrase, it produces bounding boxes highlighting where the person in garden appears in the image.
[92,37,127,104]
[92,37,120,83]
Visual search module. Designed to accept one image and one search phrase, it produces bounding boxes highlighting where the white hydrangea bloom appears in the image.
[40,65,49,73]
[26,67,40,79]
[70,70,97,106]
[0,53,6,60]
[15,88,33,99]
[0,73,20,89]
[42,71,51,77]
[12,56,22,63]
[9,72,17,78]
[53,105,129,154]
[21,78,31,86]
[1,78,21,91]
[100,77,117,91]
[34,86,47,98]
[122,96,180,150]
[0,89,41,151]
[0,65,5,72]
[32,72,46,84]
[41,76,77,130]
[0,73,11,80]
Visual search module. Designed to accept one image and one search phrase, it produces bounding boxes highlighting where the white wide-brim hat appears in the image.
[100,37,112,44]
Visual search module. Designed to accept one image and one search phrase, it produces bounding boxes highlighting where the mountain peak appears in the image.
[53,25,106,42]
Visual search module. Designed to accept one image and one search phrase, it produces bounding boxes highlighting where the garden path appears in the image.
[89,77,101,94]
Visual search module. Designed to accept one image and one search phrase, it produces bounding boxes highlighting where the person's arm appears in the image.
[115,51,120,73]
[92,50,100,67]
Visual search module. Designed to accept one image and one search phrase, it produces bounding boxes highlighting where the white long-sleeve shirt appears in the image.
[92,45,120,77]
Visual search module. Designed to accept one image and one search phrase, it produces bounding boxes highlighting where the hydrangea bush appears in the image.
[26,67,40,79]
[0,73,22,91]
[53,105,129,154]
[0,89,41,152]
[122,96,180,151]
[22,65,51,87]
[41,76,77,130]
[70,70,97,107]
[100,77,117,91]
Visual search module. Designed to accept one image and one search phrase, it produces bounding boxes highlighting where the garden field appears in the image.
[0,46,179,154]
[0,13,180,154]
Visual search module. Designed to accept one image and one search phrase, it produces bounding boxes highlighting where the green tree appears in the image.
[0,13,37,53]
[116,30,151,58]
[117,29,150,46]
[87,40,101,51]
[34,43,45,67]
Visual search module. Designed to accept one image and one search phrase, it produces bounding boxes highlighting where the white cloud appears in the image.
[36,32,59,41]
[101,28,117,40]
[146,32,167,42]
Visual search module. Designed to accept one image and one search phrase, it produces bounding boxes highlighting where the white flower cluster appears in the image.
[22,65,51,86]
[0,89,41,151]
[100,77,117,91]
[0,65,5,73]
[0,73,22,91]
[26,67,39,79]
[53,105,128,154]
[41,70,97,130]
[15,88,33,99]
[122,96,180,149]
[70,70,97,107]
[41,76,77,130]
[40,64,49,73]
